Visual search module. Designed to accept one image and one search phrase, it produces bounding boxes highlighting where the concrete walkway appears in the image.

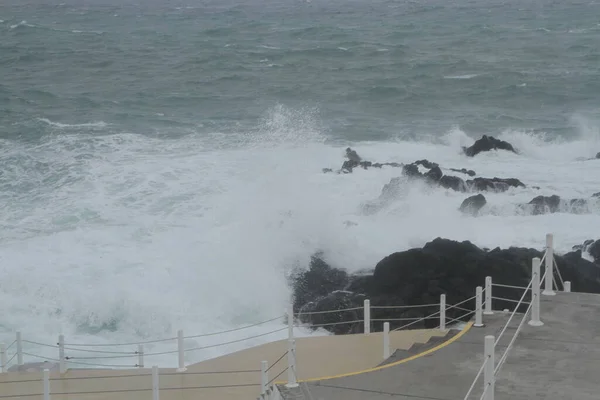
[294,291,600,400]
[0,328,444,400]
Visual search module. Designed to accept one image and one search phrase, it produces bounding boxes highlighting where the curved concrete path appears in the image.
[0,328,445,400]
[293,291,600,400]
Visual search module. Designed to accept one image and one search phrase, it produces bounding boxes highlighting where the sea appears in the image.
[1,0,599,368]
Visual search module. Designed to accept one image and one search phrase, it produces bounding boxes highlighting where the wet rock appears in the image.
[463,135,517,157]
[450,168,477,177]
[459,194,487,216]
[292,239,600,333]
[467,177,525,192]
[528,195,561,215]
[439,175,468,192]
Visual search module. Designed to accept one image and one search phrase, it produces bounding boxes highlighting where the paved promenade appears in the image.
[0,328,444,400]
[292,291,600,400]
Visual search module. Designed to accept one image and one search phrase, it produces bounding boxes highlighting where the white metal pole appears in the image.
[484,335,495,400]
[58,334,66,374]
[261,360,268,394]
[383,322,390,359]
[0,344,6,373]
[16,332,23,367]
[43,368,50,400]
[152,365,160,400]
[177,330,186,372]
[363,299,371,335]
[564,281,571,292]
[529,257,544,327]
[287,307,294,341]
[543,234,555,296]
[484,277,493,315]
[285,339,298,388]
[475,286,484,327]
[439,294,446,330]
[137,344,144,368]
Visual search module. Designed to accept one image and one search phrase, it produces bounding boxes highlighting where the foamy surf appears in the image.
[2,107,600,367]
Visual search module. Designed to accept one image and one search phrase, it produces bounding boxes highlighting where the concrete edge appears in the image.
[275,322,474,384]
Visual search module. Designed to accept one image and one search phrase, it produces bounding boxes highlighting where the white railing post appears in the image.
[177,330,186,372]
[43,368,50,400]
[58,334,66,374]
[543,233,555,296]
[475,286,484,327]
[484,335,495,400]
[152,365,160,400]
[286,306,298,388]
[261,360,268,394]
[16,332,23,368]
[484,277,493,315]
[287,307,294,341]
[0,344,6,373]
[363,299,371,335]
[383,322,390,359]
[137,344,144,368]
[529,257,544,327]
[285,339,298,388]
[564,281,571,292]
[439,294,446,330]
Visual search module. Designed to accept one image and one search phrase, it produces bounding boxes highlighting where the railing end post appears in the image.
[474,286,484,327]
[363,299,371,335]
[383,322,390,360]
[439,294,446,331]
[484,276,494,315]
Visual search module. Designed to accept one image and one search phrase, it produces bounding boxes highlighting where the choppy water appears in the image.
[1,0,600,367]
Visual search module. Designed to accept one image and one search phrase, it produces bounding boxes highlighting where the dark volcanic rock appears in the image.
[593,192,600,198]
[459,194,487,216]
[596,152,600,159]
[588,240,600,261]
[335,148,402,173]
[450,168,476,177]
[397,160,523,193]
[292,239,600,333]
[467,177,525,192]
[439,175,467,192]
[528,195,561,214]
[573,239,600,263]
[463,135,517,157]
[292,252,349,312]
[523,195,592,215]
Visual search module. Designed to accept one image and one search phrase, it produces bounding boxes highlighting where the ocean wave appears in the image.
[37,118,109,129]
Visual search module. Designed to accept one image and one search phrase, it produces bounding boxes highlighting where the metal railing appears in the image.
[0,232,571,400]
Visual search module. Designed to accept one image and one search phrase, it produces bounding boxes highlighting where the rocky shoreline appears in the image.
[292,238,600,334]
[292,136,600,334]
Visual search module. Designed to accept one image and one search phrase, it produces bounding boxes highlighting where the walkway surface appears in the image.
[0,328,445,400]
[290,291,600,400]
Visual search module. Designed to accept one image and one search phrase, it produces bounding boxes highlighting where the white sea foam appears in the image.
[443,74,480,80]
[1,107,600,367]
[37,118,109,129]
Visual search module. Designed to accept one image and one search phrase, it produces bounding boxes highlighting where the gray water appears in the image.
[1,0,600,367]
[2,0,600,141]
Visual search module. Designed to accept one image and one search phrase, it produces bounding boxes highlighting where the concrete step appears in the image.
[378,329,459,366]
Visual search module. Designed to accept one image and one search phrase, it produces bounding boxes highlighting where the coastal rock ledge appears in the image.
[291,238,600,334]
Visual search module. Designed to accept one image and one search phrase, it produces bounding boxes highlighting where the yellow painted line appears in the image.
[275,322,473,384]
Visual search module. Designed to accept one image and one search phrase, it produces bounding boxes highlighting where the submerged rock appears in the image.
[459,194,487,216]
[463,135,517,157]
